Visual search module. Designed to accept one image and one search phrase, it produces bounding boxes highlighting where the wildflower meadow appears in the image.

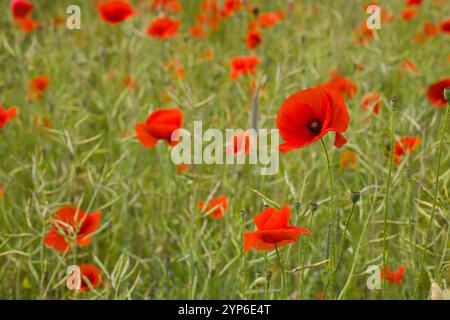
[0,0,449,302]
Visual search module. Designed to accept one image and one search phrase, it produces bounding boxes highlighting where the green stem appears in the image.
[414,101,449,299]
[275,244,286,300]
[334,202,356,274]
[320,138,335,299]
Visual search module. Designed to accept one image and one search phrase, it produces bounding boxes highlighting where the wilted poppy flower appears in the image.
[28,75,50,100]
[198,195,228,219]
[78,264,103,292]
[0,105,17,128]
[147,16,180,40]
[246,30,262,50]
[401,9,416,21]
[258,11,284,28]
[276,86,350,153]
[10,0,33,19]
[360,92,382,114]
[322,70,358,99]
[98,0,135,24]
[427,78,450,107]
[44,206,102,253]
[230,56,260,79]
[440,18,450,34]
[393,136,421,164]
[244,206,311,252]
[381,266,405,285]
[341,150,357,169]
[135,108,183,148]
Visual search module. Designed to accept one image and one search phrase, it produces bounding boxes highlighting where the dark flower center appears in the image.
[307,119,322,135]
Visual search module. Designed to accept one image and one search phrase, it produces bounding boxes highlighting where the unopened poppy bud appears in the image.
[252,6,259,16]
[405,166,412,179]
[444,87,450,104]
[390,96,398,110]
[262,204,269,210]
[310,203,318,212]
[350,191,360,204]
[253,277,267,287]
[239,210,246,217]
[293,201,301,211]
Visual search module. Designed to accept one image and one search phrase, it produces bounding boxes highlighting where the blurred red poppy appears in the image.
[98,0,135,24]
[230,56,260,79]
[150,0,181,13]
[78,264,103,292]
[28,75,50,100]
[258,11,284,28]
[401,60,420,73]
[405,0,422,6]
[322,70,358,99]
[393,136,421,164]
[177,163,190,175]
[147,16,180,39]
[246,30,262,50]
[381,266,405,285]
[276,86,350,153]
[427,78,450,107]
[198,195,228,219]
[354,21,374,45]
[221,0,242,17]
[0,105,17,128]
[401,9,416,21]
[10,0,33,19]
[341,150,357,169]
[190,25,207,37]
[360,92,382,114]
[440,18,450,34]
[15,16,38,32]
[135,108,183,148]
[244,206,311,252]
[423,21,438,37]
[44,207,102,253]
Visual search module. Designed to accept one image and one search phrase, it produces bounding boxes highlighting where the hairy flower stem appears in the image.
[383,97,396,299]
[275,244,287,300]
[414,97,449,299]
[320,138,335,299]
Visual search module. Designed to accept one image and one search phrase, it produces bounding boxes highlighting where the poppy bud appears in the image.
[444,87,450,104]
[239,210,246,217]
[262,204,269,210]
[252,6,259,16]
[293,201,301,211]
[253,277,267,287]
[310,203,318,212]
[350,191,360,204]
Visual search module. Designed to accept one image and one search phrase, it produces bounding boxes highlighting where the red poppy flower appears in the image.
[423,21,438,37]
[401,9,416,21]
[381,266,405,285]
[10,0,33,19]
[0,105,17,128]
[198,195,228,219]
[244,206,311,252]
[150,0,181,13]
[230,56,260,79]
[258,11,284,28]
[322,70,358,99]
[98,0,135,24]
[360,92,382,114]
[147,16,180,40]
[401,60,420,73]
[427,78,450,107]
[44,207,102,253]
[28,75,50,100]
[135,108,183,148]
[341,150,357,169]
[78,264,103,292]
[276,86,350,153]
[246,30,262,50]
[405,0,422,6]
[221,0,242,17]
[440,18,450,34]
[393,136,421,164]
[226,131,254,155]
[177,163,190,175]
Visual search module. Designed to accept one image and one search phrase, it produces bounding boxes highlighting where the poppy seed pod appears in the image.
[310,203,318,212]
[390,96,398,110]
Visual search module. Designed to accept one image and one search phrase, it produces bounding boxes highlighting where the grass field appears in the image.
[0,0,449,300]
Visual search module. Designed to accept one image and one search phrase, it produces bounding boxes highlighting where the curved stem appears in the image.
[414,102,449,299]
[320,138,335,299]
[334,202,357,274]
[383,102,395,299]
[275,244,286,300]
